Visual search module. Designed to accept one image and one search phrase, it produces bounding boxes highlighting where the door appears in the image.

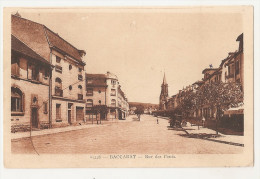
[68,103,73,124]
[76,107,84,121]
[119,110,122,120]
[68,110,72,124]
[100,111,106,120]
[31,108,38,128]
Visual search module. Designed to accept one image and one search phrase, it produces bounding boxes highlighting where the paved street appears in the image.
[12,115,243,154]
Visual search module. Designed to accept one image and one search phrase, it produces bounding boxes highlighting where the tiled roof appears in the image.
[45,27,83,61]
[86,73,107,87]
[11,15,84,63]
[12,15,50,62]
[11,35,50,65]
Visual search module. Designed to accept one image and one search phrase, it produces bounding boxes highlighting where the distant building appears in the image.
[85,71,129,121]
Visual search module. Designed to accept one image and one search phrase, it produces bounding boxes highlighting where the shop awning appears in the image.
[224,106,244,115]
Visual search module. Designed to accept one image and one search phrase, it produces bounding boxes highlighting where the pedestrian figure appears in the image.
[157,117,159,124]
[202,116,206,127]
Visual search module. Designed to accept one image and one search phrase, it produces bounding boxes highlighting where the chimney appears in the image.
[78,50,86,57]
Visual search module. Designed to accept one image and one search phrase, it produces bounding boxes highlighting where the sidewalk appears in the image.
[182,125,244,147]
[11,123,107,140]
[11,116,134,140]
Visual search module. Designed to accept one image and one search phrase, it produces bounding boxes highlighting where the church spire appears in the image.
[162,72,167,85]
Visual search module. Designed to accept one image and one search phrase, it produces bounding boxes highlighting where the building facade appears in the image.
[85,72,129,121]
[11,35,52,132]
[11,14,86,130]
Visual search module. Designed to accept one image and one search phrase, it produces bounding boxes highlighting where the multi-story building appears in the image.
[12,14,86,129]
[85,71,129,121]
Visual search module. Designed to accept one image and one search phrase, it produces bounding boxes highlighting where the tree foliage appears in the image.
[135,105,144,115]
[178,81,243,116]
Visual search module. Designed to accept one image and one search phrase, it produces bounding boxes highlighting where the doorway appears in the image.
[68,103,73,125]
[31,107,38,128]
[76,107,84,121]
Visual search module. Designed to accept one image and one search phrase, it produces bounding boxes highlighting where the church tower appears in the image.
[159,73,168,110]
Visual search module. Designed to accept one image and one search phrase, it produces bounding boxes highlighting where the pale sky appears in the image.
[18,8,243,104]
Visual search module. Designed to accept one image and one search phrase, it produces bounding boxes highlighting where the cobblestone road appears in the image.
[12,115,243,154]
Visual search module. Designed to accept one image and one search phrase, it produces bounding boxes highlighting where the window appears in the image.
[86,88,93,96]
[235,60,240,75]
[78,68,82,72]
[86,99,93,108]
[56,104,61,119]
[78,74,83,81]
[31,64,39,81]
[56,56,61,63]
[55,65,62,73]
[43,102,48,114]
[69,85,72,90]
[111,89,116,96]
[78,85,83,100]
[78,85,82,90]
[28,63,39,81]
[98,90,101,93]
[11,56,20,76]
[99,100,101,104]
[111,80,116,85]
[111,99,116,107]
[11,87,23,113]
[69,64,72,70]
[55,78,63,97]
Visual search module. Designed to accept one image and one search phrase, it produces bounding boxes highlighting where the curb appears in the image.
[182,127,244,147]
[11,123,109,140]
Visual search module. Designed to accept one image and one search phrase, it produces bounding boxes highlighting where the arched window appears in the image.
[86,99,93,108]
[78,85,83,100]
[111,99,116,107]
[11,87,24,113]
[78,85,82,93]
[55,78,63,96]
[55,78,62,88]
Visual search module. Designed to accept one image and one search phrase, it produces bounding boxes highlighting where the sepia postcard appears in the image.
[3,6,253,168]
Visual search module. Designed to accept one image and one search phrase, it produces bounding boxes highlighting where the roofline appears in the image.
[12,14,86,63]
[202,68,218,74]
[44,25,86,57]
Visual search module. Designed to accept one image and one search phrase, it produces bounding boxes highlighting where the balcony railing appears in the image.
[55,88,63,97]
[78,74,83,81]
[55,65,62,73]
[78,94,83,100]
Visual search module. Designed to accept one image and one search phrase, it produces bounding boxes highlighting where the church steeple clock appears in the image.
[159,73,169,110]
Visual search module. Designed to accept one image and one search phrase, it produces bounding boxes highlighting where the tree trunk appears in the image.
[216,106,219,135]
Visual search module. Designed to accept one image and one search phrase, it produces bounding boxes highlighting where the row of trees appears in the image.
[178,81,244,133]
[179,81,243,117]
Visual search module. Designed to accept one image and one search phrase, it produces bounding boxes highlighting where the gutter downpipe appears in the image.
[49,49,53,128]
